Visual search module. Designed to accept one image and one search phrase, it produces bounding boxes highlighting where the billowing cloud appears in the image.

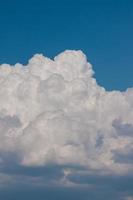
[0,50,133,198]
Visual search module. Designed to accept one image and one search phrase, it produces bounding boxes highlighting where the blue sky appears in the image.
[0,0,133,90]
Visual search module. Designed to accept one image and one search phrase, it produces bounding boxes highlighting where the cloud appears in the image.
[112,118,133,137]
[112,148,133,164]
[68,172,133,191]
[0,50,133,199]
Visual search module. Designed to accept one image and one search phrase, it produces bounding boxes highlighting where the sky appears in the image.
[0,0,133,90]
[0,1,133,200]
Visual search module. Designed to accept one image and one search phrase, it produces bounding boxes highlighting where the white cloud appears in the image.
[0,50,133,177]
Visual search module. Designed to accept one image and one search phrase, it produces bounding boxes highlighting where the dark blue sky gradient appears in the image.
[0,0,133,90]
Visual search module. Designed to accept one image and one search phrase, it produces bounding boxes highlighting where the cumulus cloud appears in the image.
[0,50,133,195]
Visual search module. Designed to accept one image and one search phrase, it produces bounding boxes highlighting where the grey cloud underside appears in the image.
[112,119,133,137]
[0,50,133,199]
[112,149,133,164]
[0,187,123,200]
